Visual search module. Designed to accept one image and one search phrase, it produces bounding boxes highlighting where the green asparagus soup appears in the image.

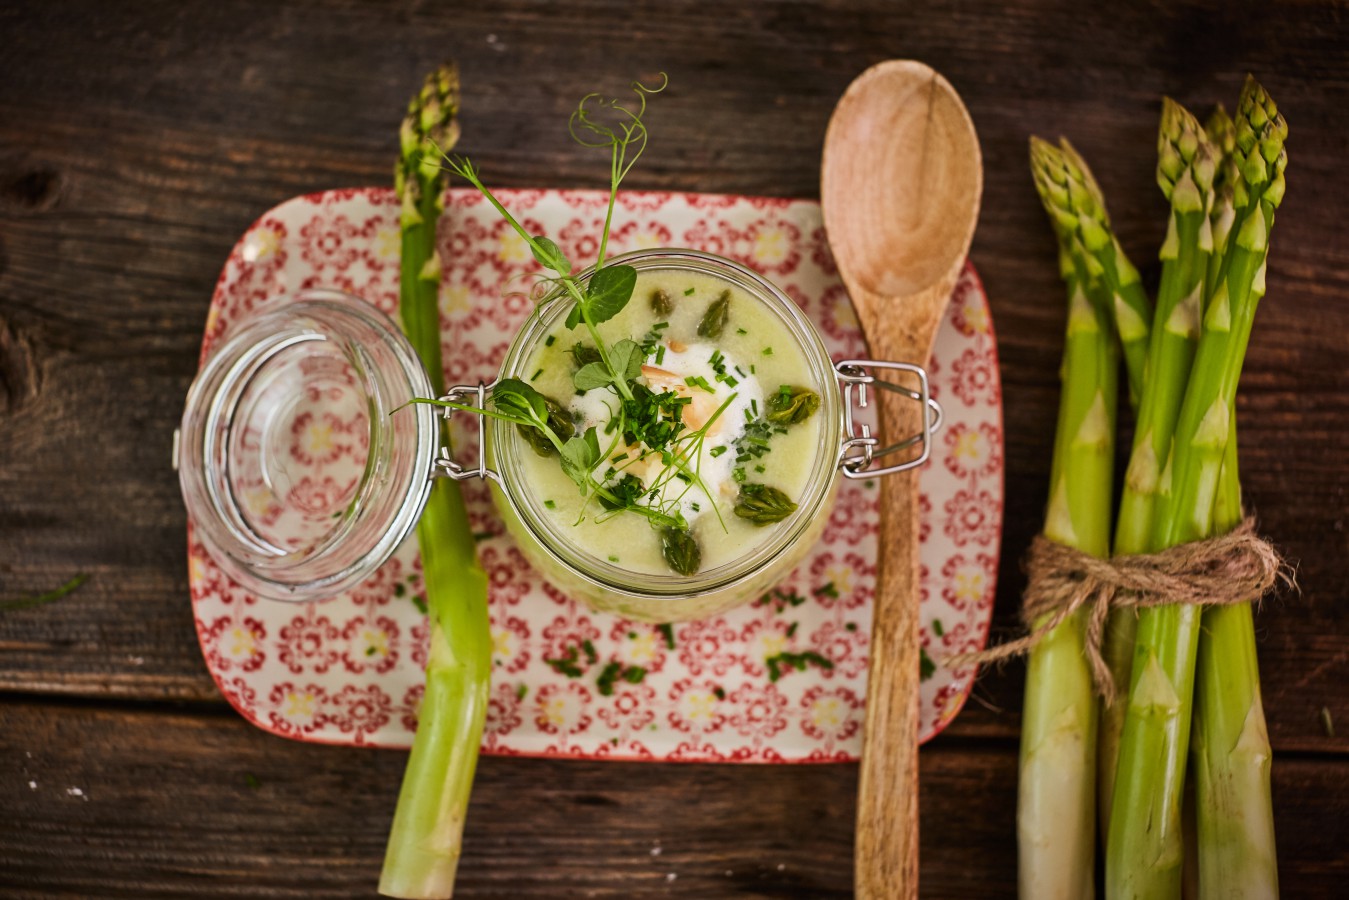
[510,268,824,577]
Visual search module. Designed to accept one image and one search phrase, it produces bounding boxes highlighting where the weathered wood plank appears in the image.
[2,698,1346,898]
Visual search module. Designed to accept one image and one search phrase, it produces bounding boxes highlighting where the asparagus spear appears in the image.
[1188,92,1281,900]
[381,63,492,899]
[1097,99,1217,830]
[1190,423,1279,899]
[1036,138,1153,408]
[1203,105,1241,300]
[1020,138,1121,900]
[1105,76,1286,899]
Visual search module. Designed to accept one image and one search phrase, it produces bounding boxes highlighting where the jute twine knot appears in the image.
[947,516,1293,701]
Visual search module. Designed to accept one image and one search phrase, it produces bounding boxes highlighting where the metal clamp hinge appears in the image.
[429,381,502,484]
[835,359,943,479]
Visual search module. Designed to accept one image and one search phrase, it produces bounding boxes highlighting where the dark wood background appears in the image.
[2,1,1345,896]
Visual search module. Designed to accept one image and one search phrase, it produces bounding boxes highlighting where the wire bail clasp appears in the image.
[430,381,502,484]
[835,359,943,479]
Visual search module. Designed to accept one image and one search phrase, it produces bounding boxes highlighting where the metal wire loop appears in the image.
[834,359,943,479]
[429,381,502,484]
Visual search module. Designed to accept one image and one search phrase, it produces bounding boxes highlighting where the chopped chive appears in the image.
[683,287,695,296]
[545,335,556,347]
[655,321,669,330]
[655,345,666,364]
[709,445,727,458]
[734,365,746,378]
[786,621,799,638]
[544,499,556,509]
[755,464,765,473]
[690,502,700,512]
[750,364,756,375]
[814,581,839,599]
[658,623,676,649]
[736,327,748,336]
[531,368,544,381]
[750,399,759,417]
[932,618,945,637]
[762,347,773,356]
[608,555,620,563]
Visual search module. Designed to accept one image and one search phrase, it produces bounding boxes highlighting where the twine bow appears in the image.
[948,516,1292,700]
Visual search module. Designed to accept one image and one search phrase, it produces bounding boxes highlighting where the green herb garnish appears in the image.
[765,385,820,426]
[659,526,702,576]
[650,288,674,316]
[697,290,731,338]
[766,650,833,682]
[658,623,676,649]
[919,647,937,681]
[734,483,798,525]
[0,573,89,613]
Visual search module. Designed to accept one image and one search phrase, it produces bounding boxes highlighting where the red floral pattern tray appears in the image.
[189,188,1003,761]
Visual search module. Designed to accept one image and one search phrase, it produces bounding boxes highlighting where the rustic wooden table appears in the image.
[2,1,1346,896]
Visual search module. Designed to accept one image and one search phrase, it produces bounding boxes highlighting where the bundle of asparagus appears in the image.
[1021,76,1286,899]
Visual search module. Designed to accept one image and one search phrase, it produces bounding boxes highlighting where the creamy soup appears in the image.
[509,267,823,577]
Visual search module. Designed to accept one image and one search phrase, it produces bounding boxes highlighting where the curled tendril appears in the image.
[568,73,669,182]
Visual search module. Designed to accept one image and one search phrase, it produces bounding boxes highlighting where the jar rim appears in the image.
[178,290,436,602]
[490,248,844,599]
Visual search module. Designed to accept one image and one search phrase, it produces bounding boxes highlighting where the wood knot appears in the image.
[2,169,61,211]
[0,316,42,416]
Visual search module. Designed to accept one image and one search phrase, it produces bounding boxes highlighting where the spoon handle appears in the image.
[855,387,924,900]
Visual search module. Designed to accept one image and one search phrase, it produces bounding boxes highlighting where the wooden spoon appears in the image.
[820,60,982,900]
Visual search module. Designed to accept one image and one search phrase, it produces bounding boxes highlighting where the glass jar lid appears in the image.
[177,290,436,602]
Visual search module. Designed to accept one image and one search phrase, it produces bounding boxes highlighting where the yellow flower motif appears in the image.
[498,231,530,263]
[937,697,963,729]
[758,633,789,659]
[228,627,256,659]
[823,564,853,597]
[953,429,985,461]
[242,229,281,263]
[810,697,844,730]
[963,299,990,333]
[374,225,400,260]
[542,697,568,727]
[631,230,663,250]
[304,421,335,456]
[954,569,985,603]
[203,305,221,335]
[492,628,513,658]
[243,487,277,519]
[440,283,472,315]
[285,690,316,718]
[683,691,717,723]
[833,300,859,330]
[626,632,657,664]
[753,227,788,265]
[188,555,206,584]
[362,627,389,658]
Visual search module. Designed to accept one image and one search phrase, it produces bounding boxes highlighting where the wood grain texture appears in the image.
[3,698,1347,899]
[821,59,982,900]
[0,0,1346,895]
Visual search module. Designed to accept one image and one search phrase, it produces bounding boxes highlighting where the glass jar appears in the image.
[177,290,437,601]
[178,251,940,617]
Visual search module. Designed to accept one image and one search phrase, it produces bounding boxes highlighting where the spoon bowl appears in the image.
[824,60,982,346]
[821,60,982,900]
